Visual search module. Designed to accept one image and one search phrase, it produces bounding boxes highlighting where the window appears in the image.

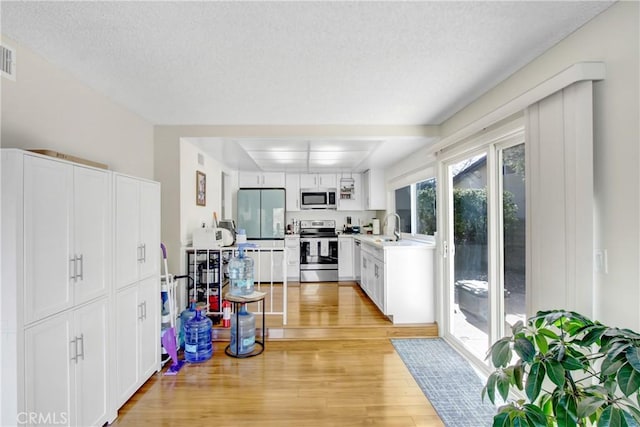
[393,177,437,236]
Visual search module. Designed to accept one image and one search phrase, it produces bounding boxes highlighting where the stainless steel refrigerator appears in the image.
[237,188,286,239]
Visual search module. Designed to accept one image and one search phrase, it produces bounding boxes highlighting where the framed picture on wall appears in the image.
[196,171,206,206]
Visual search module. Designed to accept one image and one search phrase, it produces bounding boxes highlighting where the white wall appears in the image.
[179,139,233,247]
[0,36,154,178]
[387,1,640,330]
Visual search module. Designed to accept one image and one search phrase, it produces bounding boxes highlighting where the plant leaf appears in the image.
[493,412,511,427]
[618,363,640,397]
[576,396,603,419]
[561,354,584,371]
[497,370,511,402]
[598,406,625,427]
[602,355,626,377]
[538,328,561,340]
[523,403,548,427]
[485,372,498,404]
[515,337,536,363]
[617,398,640,424]
[493,338,513,368]
[513,362,524,390]
[511,320,525,335]
[525,361,545,402]
[555,395,578,427]
[625,346,640,373]
[534,334,549,355]
[546,359,566,388]
[545,311,568,325]
[579,325,606,347]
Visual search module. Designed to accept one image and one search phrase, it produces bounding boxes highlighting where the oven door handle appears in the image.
[300,238,338,243]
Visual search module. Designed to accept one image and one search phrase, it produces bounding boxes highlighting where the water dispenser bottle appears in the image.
[228,243,256,296]
[178,300,197,349]
[229,303,256,355]
[184,308,213,363]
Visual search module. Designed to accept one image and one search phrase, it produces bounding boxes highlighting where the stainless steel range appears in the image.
[299,220,338,282]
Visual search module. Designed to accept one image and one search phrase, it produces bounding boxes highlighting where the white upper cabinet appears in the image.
[300,173,336,189]
[24,155,110,324]
[337,173,363,211]
[73,166,111,304]
[285,173,301,211]
[238,172,285,188]
[114,174,160,289]
[362,169,386,210]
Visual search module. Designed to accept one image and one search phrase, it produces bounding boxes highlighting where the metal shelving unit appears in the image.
[185,248,230,319]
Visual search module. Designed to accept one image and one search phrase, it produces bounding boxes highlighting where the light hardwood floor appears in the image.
[113,282,443,426]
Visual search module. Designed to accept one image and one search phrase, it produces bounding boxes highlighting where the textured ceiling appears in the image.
[1,1,614,172]
[1,1,614,127]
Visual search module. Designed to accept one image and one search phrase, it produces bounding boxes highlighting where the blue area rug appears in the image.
[391,338,497,427]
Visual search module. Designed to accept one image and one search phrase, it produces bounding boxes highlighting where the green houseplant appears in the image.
[483,310,640,427]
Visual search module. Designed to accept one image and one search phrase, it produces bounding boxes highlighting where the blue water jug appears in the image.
[178,300,197,349]
[228,244,256,296]
[229,304,256,355]
[184,308,213,363]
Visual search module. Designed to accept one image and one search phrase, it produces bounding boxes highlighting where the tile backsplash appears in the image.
[286,210,385,232]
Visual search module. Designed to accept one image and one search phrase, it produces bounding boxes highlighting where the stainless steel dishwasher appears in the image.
[354,239,361,283]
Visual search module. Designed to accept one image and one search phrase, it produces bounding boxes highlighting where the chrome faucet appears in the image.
[383,212,402,241]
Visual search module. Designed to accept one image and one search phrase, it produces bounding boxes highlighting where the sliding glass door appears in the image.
[442,131,525,366]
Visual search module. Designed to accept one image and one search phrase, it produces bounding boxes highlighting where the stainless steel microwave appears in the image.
[300,188,337,209]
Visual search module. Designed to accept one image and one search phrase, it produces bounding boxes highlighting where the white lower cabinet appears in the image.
[338,236,354,280]
[24,298,109,427]
[356,237,435,324]
[285,235,300,281]
[115,276,159,407]
[360,245,384,312]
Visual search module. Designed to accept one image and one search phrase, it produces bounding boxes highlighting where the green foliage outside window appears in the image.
[453,188,518,245]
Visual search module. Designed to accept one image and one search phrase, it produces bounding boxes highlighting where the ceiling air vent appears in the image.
[0,44,16,80]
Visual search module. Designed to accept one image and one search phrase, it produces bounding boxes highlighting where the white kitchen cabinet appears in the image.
[24,297,109,427]
[115,174,160,289]
[285,235,300,281]
[238,172,285,188]
[115,276,159,407]
[356,236,435,324]
[337,173,363,211]
[360,243,384,312]
[338,236,354,280]
[362,169,386,210]
[300,173,336,189]
[24,155,110,324]
[285,173,301,211]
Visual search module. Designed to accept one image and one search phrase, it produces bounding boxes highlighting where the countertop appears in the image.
[353,234,435,250]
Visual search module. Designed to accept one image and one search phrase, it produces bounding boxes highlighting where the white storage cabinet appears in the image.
[24,298,109,427]
[113,173,161,407]
[1,150,113,427]
[115,276,159,406]
[114,174,160,289]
